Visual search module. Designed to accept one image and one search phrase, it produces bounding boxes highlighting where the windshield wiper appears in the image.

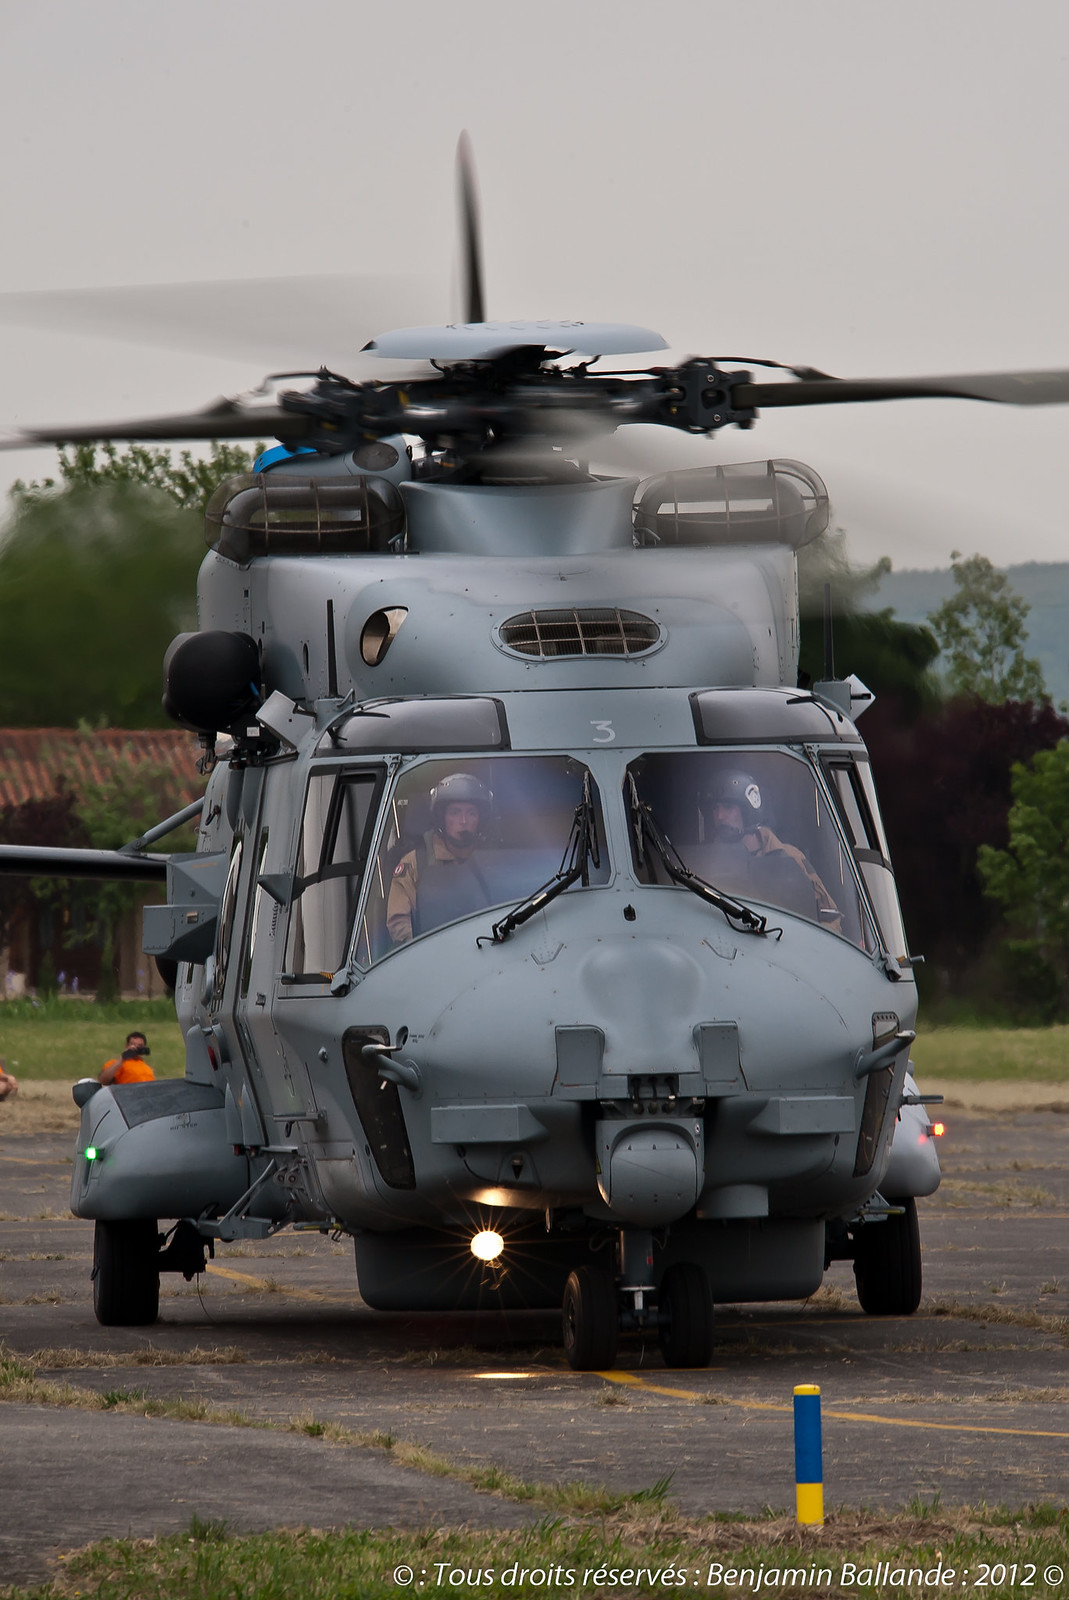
[479,773,601,946]
[627,774,768,936]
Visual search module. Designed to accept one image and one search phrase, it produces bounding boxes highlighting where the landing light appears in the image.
[931,1122,946,1138]
[470,1229,504,1262]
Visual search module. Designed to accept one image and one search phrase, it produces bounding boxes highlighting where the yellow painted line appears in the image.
[205,1264,333,1304]
[599,1371,1069,1440]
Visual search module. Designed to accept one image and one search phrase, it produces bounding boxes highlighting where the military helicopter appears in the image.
[2,142,1067,1369]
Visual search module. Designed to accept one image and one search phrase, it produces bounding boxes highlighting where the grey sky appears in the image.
[1,0,1066,570]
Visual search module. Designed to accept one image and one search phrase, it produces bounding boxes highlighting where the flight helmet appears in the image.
[704,769,765,835]
[429,772,493,834]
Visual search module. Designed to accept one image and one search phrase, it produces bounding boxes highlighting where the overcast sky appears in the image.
[1,0,1067,571]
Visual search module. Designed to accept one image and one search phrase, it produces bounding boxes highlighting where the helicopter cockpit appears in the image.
[358,754,610,963]
[269,679,911,994]
[627,750,876,949]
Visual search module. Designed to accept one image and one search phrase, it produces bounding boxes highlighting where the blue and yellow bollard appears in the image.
[793,1384,824,1527]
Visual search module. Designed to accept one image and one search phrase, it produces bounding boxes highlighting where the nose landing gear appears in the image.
[656,1261,715,1368]
[561,1229,715,1371]
[562,1264,619,1370]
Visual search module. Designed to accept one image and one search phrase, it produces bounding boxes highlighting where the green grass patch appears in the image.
[4,1509,1069,1599]
[913,1023,1069,1084]
[0,998,184,1080]
[4,1004,1069,1088]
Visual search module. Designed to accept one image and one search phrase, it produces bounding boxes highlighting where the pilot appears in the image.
[386,773,494,945]
[100,1031,155,1086]
[700,770,841,931]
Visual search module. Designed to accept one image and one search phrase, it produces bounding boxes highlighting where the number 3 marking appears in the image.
[591,720,616,743]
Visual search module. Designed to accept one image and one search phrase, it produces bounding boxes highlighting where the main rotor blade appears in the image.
[732,368,1069,409]
[456,131,486,325]
[0,398,310,451]
[0,274,439,371]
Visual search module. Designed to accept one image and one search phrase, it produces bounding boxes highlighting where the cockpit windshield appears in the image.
[627,750,875,948]
[357,755,610,963]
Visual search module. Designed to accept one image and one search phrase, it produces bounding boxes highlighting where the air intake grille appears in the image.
[499,608,661,659]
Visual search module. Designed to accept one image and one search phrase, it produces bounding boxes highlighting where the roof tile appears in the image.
[0,729,205,810]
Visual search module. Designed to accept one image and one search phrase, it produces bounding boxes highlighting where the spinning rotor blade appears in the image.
[0,397,311,451]
[456,131,486,325]
[734,367,1069,410]
[0,274,439,372]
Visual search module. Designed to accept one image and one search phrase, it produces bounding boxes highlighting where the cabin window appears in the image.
[823,757,911,966]
[357,754,609,964]
[627,749,874,948]
[284,768,385,981]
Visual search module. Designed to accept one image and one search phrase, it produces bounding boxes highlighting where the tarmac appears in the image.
[3,1096,1069,1587]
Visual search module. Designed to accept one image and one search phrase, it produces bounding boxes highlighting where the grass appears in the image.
[4,1507,1069,1599]
[0,998,184,1081]
[2,1001,1068,1090]
[5,1013,1069,1092]
[3,1344,1069,1597]
[912,1022,1069,1084]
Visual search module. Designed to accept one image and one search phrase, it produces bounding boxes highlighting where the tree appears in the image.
[0,442,256,728]
[866,697,1069,1008]
[927,551,1047,704]
[978,741,1069,1021]
[0,784,89,958]
[11,440,258,517]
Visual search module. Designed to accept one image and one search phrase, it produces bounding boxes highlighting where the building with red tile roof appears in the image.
[0,728,203,809]
[0,728,206,999]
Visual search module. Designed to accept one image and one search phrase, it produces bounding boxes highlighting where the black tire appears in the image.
[853,1196,922,1316]
[93,1219,161,1326]
[562,1266,619,1371]
[657,1262,714,1368]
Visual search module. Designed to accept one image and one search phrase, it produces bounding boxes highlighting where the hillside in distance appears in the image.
[862,561,1069,708]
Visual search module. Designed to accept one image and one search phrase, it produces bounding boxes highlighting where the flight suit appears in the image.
[701,826,842,931]
[386,831,492,944]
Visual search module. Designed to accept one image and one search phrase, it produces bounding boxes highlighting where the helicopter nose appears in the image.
[577,941,704,1063]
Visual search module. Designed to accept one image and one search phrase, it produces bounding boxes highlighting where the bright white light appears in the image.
[470,1229,504,1262]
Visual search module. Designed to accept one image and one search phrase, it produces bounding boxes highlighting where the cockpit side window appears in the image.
[823,756,910,965]
[284,767,385,981]
[357,755,609,964]
[627,749,873,946]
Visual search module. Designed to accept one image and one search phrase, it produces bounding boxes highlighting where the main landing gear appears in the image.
[92,1218,211,1327]
[827,1196,923,1317]
[561,1230,714,1371]
[852,1196,922,1315]
[92,1219,161,1326]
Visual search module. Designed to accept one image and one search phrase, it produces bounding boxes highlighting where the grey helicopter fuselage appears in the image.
[71,443,939,1336]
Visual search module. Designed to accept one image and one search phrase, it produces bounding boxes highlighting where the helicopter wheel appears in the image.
[853,1197,922,1316]
[562,1266,619,1371]
[92,1219,161,1326]
[657,1262,715,1368]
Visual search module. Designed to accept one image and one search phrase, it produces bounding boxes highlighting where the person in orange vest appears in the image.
[100,1031,155,1086]
[0,1057,18,1100]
